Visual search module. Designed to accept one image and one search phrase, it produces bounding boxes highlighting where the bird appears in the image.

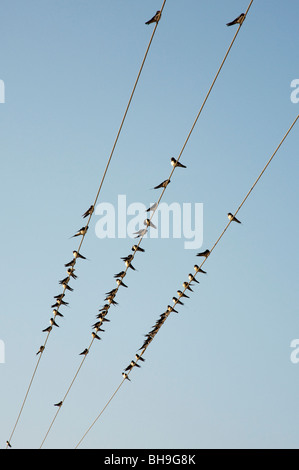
[172,296,184,306]
[42,326,52,333]
[94,326,105,333]
[153,179,170,190]
[167,305,178,313]
[228,212,241,224]
[125,260,136,271]
[71,226,88,238]
[183,282,193,292]
[59,280,74,292]
[51,299,69,308]
[124,361,141,372]
[67,268,77,279]
[6,440,12,448]
[177,290,189,299]
[196,249,210,258]
[50,317,59,327]
[188,273,200,284]
[53,309,64,318]
[145,10,161,25]
[36,345,45,355]
[116,279,128,288]
[135,354,145,362]
[65,259,76,268]
[226,13,245,26]
[194,265,206,274]
[73,250,86,260]
[106,288,118,296]
[134,228,148,238]
[79,348,89,356]
[92,332,101,340]
[144,218,156,229]
[121,254,134,262]
[132,245,145,253]
[53,293,65,300]
[114,270,126,279]
[122,372,131,381]
[146,202,158,212]
[171,157,186,168]
[54,401,63,407]
[82,205,94,218]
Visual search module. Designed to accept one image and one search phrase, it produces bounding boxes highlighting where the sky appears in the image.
[0,0,299,450]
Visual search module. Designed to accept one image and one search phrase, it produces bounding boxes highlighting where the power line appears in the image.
[74,113,299,448]
[5,3,167,449]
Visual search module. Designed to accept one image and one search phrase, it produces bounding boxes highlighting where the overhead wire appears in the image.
[5,2,167,449]
[74,112,299,448]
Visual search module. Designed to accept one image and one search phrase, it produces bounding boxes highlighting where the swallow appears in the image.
[183,282,193,292]
[124,361,141,372]
[153,179,170,190]
[135,354,145,362]
[54,401,63,407]
[82,204,94,218]
[116,279,128,288]
[71,226,88,238]
[107,298,118,306]
[226,13,245,27]
[73,250,86,260]
[132,245,145,253]
[67,268,77,279]
[134,228,148,238]
[92,332,101,340]
[196,249,210,258]
[144,218,157,229]
[122,372,131,381]
[167,305,178,313]
[172,296,184,306]
[177,290,189,299]
[53,309,64,318]
[36,345,45,355]
[114,271,126,279]
[98,304,109,313]
[50,317,59,327]
[51,299,69,308]
[54,293,65,300]
[146,202,158,212]
[125,260,136,271]
[145,10,161,25]
[188,273,200,284]
[171,157,186,169]
[228,212,241,224]
[65,259,76,268]
[95,315,110,323]
[60,281,74,292]
[194,265,206,274]
[79,348,89,356]
[121,254,134,262]
[106,288,118,296]
[42,326,52,333]
[6,440,12,448]
[94,326,105,333]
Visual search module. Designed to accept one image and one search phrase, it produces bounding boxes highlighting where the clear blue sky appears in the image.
[1,0,298,449]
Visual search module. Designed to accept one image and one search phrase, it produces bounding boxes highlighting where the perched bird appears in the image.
[194,265,206,274]
[144,219,157,229]
[71,226,88,238]
[228,212,241,224]
[146,202,158,212]
[122,372,131,381]
[42,326,52,333]
[188,273,200,284]
[171,157,186,169]
[65,259,76,268]
[36,345,45,355]
[125,260,136,271]
[196,249,210,258]
[106,288,118,296]
[135,354,145,362]
[54,401,63,407]
[53,309,64,318]
[53,293,65,300]
[167,305,178,313]
[94,326,105,333]
[145,10,161,25]
[132,245,145,253]
[108,298,118,306]
[82,205,94,218]
[177,290,189,299]
[116,279,128,288]
[226,13,245,26]
[50,317,59,327]
[6,440,12,448]
[79,348,89,356]
[92,332,101,340]
[124,361,141,372]
[73,250,86,260]
[134,228,148,238]
[172,296,184,306]
[114,270,126,279]
[183,282,193,292]
[153,179,170,190]
[121,254,134,262]
[51,299,69,308]
[59,280,74,292]
[67,268,77,279]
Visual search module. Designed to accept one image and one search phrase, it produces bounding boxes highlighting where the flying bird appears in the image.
[153,179,170,190]
[145,10,161,25]
[196,249,210,258]
[82,205,94,218]
[226,13,245,26]
[228,212,241,224]
[171,157,186,168]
